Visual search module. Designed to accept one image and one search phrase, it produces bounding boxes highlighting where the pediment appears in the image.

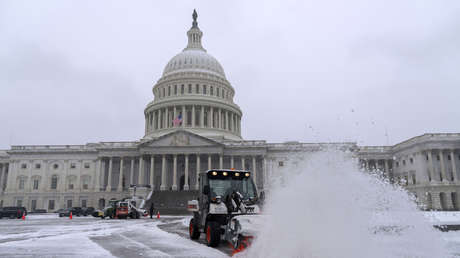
[140,130,222,148]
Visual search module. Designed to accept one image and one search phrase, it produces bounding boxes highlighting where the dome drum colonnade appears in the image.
[144,10,242,141]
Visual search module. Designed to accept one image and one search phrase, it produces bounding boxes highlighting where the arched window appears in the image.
[51,175,58,190]
[210,86,213,95]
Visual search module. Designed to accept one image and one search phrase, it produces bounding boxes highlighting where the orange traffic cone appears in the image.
[22,212,25,220]
[69,212,73,220]
[157,211,160,219]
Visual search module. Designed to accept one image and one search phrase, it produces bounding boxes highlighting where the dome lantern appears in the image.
[185,9,205,51]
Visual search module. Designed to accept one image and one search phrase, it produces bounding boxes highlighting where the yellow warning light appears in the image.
[212,171,218,176]
[245,173,250,177]
[231,168,235,170]
[235,172,240,177]
[223,172,228,176]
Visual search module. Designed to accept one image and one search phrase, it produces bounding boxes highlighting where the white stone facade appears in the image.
[0,12,458,212]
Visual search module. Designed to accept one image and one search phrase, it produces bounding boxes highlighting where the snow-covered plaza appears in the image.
[2,212,460,257]
[0,214,228,258]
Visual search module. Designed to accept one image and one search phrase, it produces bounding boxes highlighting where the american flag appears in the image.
[173,114,183,126]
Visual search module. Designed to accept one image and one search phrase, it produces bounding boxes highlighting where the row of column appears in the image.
[361,159,393,174]
[156,84,231,101]
[99,154,263,192]
[145,105,241,134]
[426,149,458,182]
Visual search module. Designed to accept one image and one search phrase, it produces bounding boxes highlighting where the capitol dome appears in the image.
[143,10,243,141]
[162,50,226,79]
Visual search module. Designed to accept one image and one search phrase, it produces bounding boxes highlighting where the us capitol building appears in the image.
[1,11,459,212]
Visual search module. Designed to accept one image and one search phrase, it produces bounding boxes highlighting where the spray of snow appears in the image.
[238,150,449,258]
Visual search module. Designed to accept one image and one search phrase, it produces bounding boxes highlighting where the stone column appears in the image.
[172,155,178,190]
[219,155,223,169]
[0,164,4,192]
[117,158,124,192]
[196,154,201,188]
[230,156,234,168]
[94,159,101,191]
[173,106,177,127]
[106,158,113,192]
[241,156,245,170]
[200,106,205,127]
[225,111,229,130]
[262,156,266,190]
[210,107,214,128]
[130,158,134,185]
[160,155,167,191]
[451,150,458,182]
[182,106,186,128]
[384,159,389,178]
[208,155,212,170]
[428,150,435,181]
[440,150,448,182]
[157,110,161,129]
[162,108,166,128]
[192,105,196,127]
[184,155,189,190]
[138,156,144,185]
[219,108,222,129]
[252,156,257,186]
[150,155,155,190]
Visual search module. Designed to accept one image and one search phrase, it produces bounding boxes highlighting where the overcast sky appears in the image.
[1,0,459,149]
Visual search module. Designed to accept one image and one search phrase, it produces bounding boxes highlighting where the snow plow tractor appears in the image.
[188,169,264,253]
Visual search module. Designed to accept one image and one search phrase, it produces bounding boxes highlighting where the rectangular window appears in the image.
[210,86,213,95]
[217,87,220,97]
[31,200,37,211]
[33,179,39,190]
[35,164,41,169]
[168,86,171,96]
[195,84,199,93]
[81,200,87,208]
[19,179,25,190]
[48,200,55,210]
[70,163,76,169]
[17,199,22,207]
[181,84,184,94]
[448,155,451,161]
[396,162,399,167]
[174,85,177,95]
[426,155,429,161]
[68,184,74,190]
[83,183,88,190]
[67,200,72,208]
[21,163,27,169]
[188,84,192,93]
[203,85,207,94]
[437,155,440,161]
[402,160,406,166]
[162,88,165,97]
[51,177,58,190]
[410,158,413,164]
[84,163,90,169]
[279,161,284,167]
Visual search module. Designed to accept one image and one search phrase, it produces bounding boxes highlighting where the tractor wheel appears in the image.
[189,218,200,240]
[205,221,221,247]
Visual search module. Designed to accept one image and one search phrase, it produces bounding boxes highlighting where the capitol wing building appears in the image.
[0,12,459,212]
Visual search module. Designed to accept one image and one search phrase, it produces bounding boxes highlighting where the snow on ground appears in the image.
[3,212,460,257]
[0,214,225,258]
[424,211,460,225]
